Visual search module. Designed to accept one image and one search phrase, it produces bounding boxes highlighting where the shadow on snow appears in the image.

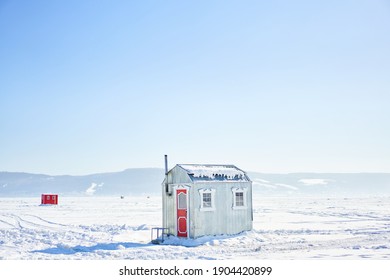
[33,231,253,255]
[32,242,153,255]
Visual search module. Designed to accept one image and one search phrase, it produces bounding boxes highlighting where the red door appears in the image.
[176,189,188,237]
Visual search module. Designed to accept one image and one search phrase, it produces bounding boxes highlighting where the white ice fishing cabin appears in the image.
[162,160,253,239]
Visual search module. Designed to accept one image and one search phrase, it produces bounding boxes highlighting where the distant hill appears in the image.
[0,168,164,197]
[248,172,390,197]
[1,169,389,197]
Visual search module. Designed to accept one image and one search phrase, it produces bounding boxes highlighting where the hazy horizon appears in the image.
[2,166,390,177]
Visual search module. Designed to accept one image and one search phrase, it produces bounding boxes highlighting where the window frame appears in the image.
[235,191,244,207]
[232,187,248,209]
[199,188,216,211]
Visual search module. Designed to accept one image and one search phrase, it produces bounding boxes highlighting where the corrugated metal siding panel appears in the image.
[191,181,252,238]
[168,166,192,184]
[162,184,176,235]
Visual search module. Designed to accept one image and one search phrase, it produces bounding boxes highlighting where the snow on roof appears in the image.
[178,164,250,182]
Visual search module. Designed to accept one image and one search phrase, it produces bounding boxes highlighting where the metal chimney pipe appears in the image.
[164,155,168,175]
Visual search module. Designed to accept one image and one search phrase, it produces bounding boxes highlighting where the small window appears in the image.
[199,188,216,211]
[235,192,244,207]
[178,192,187,209]
[232,187,247,209]
[202,193,212,208]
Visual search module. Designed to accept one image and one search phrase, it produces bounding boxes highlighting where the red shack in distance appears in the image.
[41,194,58,205]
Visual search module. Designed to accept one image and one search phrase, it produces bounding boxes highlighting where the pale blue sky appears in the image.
[1,0,389,175]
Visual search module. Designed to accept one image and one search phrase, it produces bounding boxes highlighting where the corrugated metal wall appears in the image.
[191,181,252,238]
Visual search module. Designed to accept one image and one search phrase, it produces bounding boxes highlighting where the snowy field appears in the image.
[1,194,390,260]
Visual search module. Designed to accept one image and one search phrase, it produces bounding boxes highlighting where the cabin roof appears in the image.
[177,164,251,182]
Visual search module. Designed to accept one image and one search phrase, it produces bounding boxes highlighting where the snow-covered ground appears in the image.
[1,194,390,260]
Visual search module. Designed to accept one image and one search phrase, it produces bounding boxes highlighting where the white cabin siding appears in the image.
[192,181,252,237]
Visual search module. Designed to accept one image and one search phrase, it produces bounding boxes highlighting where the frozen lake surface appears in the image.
[1,195,390,260]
